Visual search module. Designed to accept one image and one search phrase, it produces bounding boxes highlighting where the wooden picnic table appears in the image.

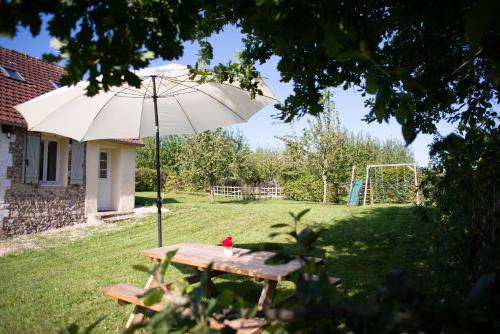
[105,242,339,330]
[140,243,324,309]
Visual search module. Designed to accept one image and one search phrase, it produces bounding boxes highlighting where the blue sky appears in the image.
[0,24,455,166]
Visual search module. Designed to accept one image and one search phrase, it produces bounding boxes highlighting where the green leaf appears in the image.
[395,95,415,124]
[58,323,79,334]
[297,226,320,250]
[140,50,155,61]
[160,250,178,276]
[142,287,163,306]
[373,104,385,122]
[50,37,66,50]
[269,232,281,238]
[365,73,378,95]
[402,121,417,144]
[216,289,234,307]
[270,223,289,228]
[83,316,106,334]
[295,208,310,221]
[132,265,151,274]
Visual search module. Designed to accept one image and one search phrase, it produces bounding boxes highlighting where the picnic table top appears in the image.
[140,243,323,282]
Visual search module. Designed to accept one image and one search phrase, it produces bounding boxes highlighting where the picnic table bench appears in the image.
[103,243,341,332]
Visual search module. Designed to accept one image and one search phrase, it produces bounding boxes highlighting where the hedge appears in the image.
[135,167,168,191]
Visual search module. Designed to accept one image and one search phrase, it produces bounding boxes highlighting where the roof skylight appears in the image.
[50,80,62,88]
[0,65,25,81]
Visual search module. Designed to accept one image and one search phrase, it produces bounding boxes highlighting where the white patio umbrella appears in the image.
[15,64,276,247]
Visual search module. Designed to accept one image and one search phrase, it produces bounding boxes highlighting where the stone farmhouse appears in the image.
[0,47,141,239]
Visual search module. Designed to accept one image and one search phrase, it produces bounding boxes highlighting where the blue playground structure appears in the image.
[347,179,363,206]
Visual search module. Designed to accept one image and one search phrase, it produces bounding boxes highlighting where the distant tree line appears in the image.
[136,92,413,203]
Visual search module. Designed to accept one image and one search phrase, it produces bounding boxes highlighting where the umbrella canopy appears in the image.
[17,64,276,140]
[15,64,276,247]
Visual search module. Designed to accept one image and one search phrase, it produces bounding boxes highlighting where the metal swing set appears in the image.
[362,163,420,205]
[347,163,420,206]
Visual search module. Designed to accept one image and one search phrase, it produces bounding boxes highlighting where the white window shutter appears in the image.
[70,141,85,185]
[25,132,40,184]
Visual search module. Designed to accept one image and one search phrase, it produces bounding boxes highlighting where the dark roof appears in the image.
[0,47,142,146]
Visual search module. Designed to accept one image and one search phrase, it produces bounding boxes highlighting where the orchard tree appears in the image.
[243,148,282,186]
[181,129,246,203]
[303,90,348,203]
[136,136,185,170]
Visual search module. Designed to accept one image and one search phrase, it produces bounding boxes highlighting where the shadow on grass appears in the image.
[312,206,434,301]
[135,196,180,207]
[214,198,257,205]
[208,206,434,303]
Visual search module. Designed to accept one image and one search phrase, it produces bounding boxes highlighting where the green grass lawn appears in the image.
[0,192,434,333]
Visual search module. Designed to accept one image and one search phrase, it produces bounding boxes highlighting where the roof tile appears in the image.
[0,47,142,146]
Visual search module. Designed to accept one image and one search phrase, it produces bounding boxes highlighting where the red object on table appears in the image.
[221,236,233,247]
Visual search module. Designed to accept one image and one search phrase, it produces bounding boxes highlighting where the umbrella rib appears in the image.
[156,73,166,93]
[157,85,197,97]
[113,87,146,97]
[157,80,247,122]
[218,81,277,100]
[141,79,153,96]
[158,75,277,101]
[173,96,198,134]
[138,91,148,138]
[157,75,193,97]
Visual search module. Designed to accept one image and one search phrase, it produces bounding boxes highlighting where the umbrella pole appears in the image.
[152,75,163,247]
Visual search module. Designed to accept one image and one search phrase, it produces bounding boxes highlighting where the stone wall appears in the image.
[0,127,86,239]
[0,130,14,239]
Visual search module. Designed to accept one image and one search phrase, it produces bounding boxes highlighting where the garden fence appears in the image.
[213,185,283,199]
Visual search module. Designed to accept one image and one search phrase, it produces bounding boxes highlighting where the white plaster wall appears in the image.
[111,148,121,211]
[84,141,99,222]
[110,145,136,211]
[85,141,136,219]
[117,146,136,211]
[0,133,14,221]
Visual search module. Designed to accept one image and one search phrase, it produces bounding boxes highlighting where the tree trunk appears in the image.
[322,159,328,204]
[210,184,216,203]
[208,174,216,203]
[322,170,328,204]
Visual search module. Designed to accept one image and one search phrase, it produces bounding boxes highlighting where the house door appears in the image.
[98,150,112,211]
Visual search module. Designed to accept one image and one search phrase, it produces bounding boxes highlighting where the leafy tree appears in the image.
[136,136,185,171]
[302,89,348,203]
[180,129,248,202]
[243,148,282,186]
[2,1,497,141]
[276,134,307,178]
[422,129,499,293]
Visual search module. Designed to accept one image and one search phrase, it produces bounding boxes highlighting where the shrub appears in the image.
[162,169,202,193]
[135,167,167,192]
[282,174,333,202]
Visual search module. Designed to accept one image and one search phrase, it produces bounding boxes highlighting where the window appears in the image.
[39,139,58,183]
[99,152,108,179]
[50,80,62,88]
[0,65,25,81]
